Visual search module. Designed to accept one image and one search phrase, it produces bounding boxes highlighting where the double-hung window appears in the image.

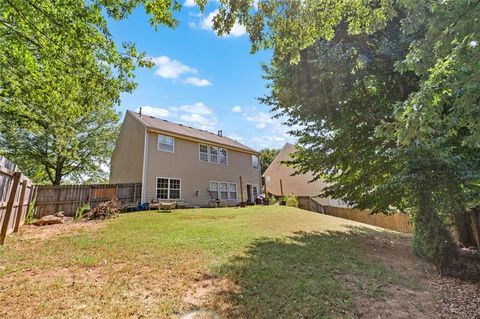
[156,177,181,199]
[252,155,259,169]
[209,146,218,163]
[219,148,227,164]
[210,181,238,200]
[228,183,237,200]
[199,144,208,161]
[219,182,228,199]
[158,134,174,152]
[209,181,219,199]
[199,144,228,165]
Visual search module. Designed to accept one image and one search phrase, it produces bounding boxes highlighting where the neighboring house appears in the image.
[110,110,262,207]
[263,143,348,207]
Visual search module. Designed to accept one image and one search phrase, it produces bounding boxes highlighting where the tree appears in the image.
[0,104,119,185]
[212,0,480,268]
[259,148,280,174]
[0,0,200,184]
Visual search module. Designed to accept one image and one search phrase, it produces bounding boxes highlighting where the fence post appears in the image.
[0,172,21,244]
[13,179,28,232]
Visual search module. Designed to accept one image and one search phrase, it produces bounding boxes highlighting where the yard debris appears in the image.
[54,211,65,218]
[83,197,120,220]
[33,215,64,226]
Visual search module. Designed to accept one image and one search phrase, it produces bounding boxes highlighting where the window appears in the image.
[199,144,228,165]
[220,182,228,199]
[252,155,259,169]
[209,181,219,199]
[199,144,208,161]
[156,177,181,199]
[210,181,238,200]
[209,146,218,163]
[158,134,174,152]
[219,148,228,164]
[228,183,237,200]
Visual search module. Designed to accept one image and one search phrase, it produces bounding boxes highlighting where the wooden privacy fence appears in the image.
[0,156,36,244]
[35,183,142,217]
[298,196,412,233]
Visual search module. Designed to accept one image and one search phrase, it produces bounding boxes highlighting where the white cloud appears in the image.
[151,56,197,79]
[199,10,246,37]
[184,0,196,7]
[179,113,217,129]
[245,112,274,124]
[184,77,212,87]
[136,106,170,118]
[231,105,242,113]
[256,123,267,129]
[179,102,213,115]
[252,135,289,149]
[227,133,245,142]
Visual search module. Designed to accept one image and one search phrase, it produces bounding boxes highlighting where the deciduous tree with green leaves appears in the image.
[0,0,202,184]
[259,148,280,174]
[212,0,480,270]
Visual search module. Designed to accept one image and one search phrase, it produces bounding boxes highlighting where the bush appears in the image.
[412,199,457,274]
[25,195,36,224]
[269,194,277,205]
[285,193,298,207]
[75,202,91,219]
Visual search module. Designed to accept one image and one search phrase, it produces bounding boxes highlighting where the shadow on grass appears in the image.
[210,227,413,319]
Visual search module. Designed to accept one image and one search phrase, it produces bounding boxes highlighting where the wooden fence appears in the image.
[35,183,142,217]
[0,156,36,244]
[298,196,412,233]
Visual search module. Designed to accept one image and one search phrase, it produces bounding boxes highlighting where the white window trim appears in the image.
[158,134,175,153]
[209,180,238,200]
[156,177,181,200]
[199,143,228,165]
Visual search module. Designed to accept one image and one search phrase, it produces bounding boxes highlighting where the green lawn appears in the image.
[0,206,419,318]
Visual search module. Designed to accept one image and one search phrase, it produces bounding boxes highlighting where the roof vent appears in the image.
[218,130,223,137]
[139,107,142,117]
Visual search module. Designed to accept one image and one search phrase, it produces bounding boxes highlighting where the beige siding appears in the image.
[144,132,261,207]
[109,113,145,184]
[263,143,331,205]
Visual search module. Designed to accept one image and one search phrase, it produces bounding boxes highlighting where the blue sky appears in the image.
[107,2,294,150]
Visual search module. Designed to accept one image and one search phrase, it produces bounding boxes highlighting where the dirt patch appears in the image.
[16,220,106,241]
[182,273,240,317]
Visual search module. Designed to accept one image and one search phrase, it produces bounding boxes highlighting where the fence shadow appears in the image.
[208,227,414,318]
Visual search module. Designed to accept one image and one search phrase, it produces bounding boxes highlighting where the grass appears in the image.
[0,206,418,318]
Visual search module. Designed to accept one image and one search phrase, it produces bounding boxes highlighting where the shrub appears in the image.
[269,194,277,205]
[75,202,91,220]
[25,195,36,224]
[285,193,298,207]
[412,198,457,274]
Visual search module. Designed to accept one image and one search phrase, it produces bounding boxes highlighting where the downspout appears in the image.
[141,129,149,203]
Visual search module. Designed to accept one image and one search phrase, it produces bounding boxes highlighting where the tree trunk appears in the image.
[469,206,480,251]
[453,209,476,248]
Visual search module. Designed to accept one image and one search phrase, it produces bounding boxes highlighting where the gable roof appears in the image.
[262,143,329,198]
[127,110,258,154]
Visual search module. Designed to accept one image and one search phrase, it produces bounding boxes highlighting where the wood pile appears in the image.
[83,197,120,220]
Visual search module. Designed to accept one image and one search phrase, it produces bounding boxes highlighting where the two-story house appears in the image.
[110,110,261,207]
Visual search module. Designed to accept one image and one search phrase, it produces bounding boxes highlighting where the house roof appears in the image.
[127,110,258,154]
[262,143,329,199]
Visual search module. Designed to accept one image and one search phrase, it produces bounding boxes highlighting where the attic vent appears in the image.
[217,130,223,137]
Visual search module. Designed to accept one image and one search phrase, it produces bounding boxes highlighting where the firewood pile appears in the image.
[83,197,120,220]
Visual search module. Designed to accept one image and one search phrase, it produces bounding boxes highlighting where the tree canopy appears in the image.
[259,148,280,174]
[0,0,196,184]
[212,0,480,268]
